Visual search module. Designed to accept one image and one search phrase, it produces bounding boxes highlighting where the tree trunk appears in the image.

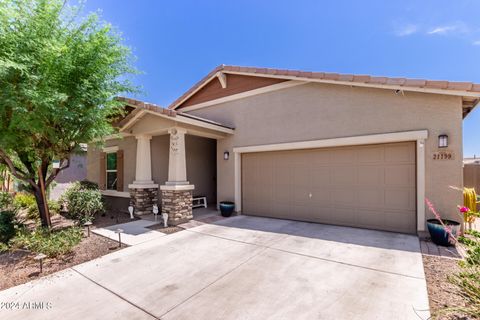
[35,167,51,228]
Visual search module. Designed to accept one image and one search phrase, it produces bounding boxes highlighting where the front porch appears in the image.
[92,206,224,246]
[117,99,234,225]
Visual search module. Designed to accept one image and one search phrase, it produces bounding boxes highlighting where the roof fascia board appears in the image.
[223,70,480,99]
[142,109,234,135]
[171,74,219,110]
[119,109,147,132]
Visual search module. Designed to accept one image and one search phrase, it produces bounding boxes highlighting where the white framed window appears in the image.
[106,152,118,190]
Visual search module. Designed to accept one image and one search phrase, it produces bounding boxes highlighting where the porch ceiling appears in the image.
[117,98,234,139]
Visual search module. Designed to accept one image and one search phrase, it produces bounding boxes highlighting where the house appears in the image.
[87,65,480,234]
[464,156,480,165]
[1,146,87,198]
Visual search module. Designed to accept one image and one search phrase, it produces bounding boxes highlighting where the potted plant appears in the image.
[219,201,235,217]
[425,198,461,246]
[426,218,460,246]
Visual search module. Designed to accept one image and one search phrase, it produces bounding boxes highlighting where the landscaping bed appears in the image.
[422,229,480,319]
[0,182,126,291]
[93,211,139,228]
[423,254,470,320]
[0,231,120,290]
[147,224,184,234]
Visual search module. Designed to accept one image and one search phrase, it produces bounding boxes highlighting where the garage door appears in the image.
[242,142,416,233]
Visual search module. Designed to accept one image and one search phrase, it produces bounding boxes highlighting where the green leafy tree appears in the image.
[0,0,137,227]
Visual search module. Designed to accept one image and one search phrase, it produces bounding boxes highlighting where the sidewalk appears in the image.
[92,219,166,246]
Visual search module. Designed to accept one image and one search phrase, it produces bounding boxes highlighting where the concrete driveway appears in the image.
[0,216,430,320]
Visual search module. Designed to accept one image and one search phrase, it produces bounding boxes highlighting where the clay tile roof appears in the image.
[311,72,325,79]
[166,65,480,111]
[369,77,388,84]
[324,73,339,80]
[352,75,370,83]
[403,79,426,87]
[385,78,406,86]
[298,71,313,78]
[287,70,300,77]
[425,80,449,89]
[116,97,177,128]
[338,74,354,81]
[265,68,276,75]
[447,82,473,91]
[115,96,234,130]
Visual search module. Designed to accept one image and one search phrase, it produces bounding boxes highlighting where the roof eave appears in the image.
[168,65,480,111]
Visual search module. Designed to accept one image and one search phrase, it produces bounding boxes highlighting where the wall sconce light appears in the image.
[224,151,230,160]
[438,134,448,148]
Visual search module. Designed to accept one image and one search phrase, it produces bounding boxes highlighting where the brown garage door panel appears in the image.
[242,142,416,234]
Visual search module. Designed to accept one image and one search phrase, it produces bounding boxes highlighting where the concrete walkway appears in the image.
[0,216,430,320]
[92,219,166,246]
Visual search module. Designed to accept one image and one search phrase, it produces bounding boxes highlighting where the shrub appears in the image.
[26,203,39,220]
[0,242,8,253]
[0,211,16,244]
[13,193,36,209]
[24,199,61,221]
[0,192,13,210]
[48,200,60,215]
[449,267,480,317]
[11,227,83,257]
[449,229,480,317]
[459,230,480,268]
[79,180,99,190]
[62,182,104,223]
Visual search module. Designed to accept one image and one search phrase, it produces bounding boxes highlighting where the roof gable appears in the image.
[179,74,286,109]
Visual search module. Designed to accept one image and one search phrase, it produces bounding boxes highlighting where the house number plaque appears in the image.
[432,150,454,160]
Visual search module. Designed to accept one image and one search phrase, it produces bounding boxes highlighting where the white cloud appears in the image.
[428,26,457,35]
[427,23,469,35]
[394,24,418,37]
[392,21,480,46]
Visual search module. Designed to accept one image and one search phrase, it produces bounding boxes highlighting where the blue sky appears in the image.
[82,0,480,156]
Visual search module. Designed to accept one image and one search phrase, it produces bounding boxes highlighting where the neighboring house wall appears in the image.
[464,164,480,193]
[187,82,464,222]
[87,135,216,209]
[50,153,87,200]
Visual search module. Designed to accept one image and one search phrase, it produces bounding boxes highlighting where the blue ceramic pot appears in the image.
[426,219,460,246]
[219,201,235,217]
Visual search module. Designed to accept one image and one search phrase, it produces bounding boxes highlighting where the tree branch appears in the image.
[45,157,70,188]
[0,148,38,190]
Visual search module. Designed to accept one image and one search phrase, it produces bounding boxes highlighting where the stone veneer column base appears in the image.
[160,185,194,226]
[129,184,159,216]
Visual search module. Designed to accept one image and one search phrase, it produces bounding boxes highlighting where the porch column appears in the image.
[128,134,158,216]
[166,128,188,185]
[134,134,154,184]
[160,128,195,225]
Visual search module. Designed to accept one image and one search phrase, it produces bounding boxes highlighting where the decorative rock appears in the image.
[129,187,158,215]
[161,189,193,225]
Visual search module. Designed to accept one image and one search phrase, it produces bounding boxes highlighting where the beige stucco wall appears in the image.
[185,135,217,203]
[87,134,217,203]
[187,82,464,225]
[87,136,137,192]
